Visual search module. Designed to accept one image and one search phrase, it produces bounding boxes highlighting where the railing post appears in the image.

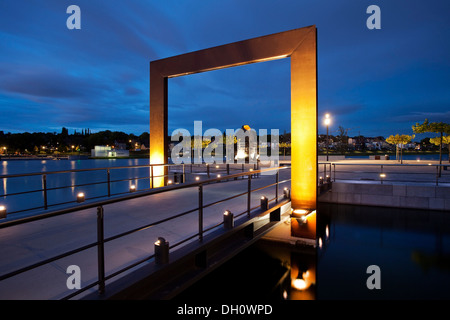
[107,169,111,197]
[182,164,186,183]
[436,165,439,186]
[333,163,336,182]
[198,184,203,242]
[151,165,154,189]
[247,174,252,217]
[275,170,279,203]
[97,206,105,295]
[206,164,210,178]
[380,165,384,185]
[42,174,48,210]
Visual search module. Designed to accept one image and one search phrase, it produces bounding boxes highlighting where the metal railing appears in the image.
[319,162,450,186]
[0,165,291,300]
[0,162,261,217]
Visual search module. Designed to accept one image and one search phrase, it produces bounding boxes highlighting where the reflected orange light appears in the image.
[150,151,165,188]
[292,278,307,290]
[291,269,314,291]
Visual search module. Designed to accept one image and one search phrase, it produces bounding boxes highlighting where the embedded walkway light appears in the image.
[223,210,234,229]
[154,237,169,265]
[380,173,386,184]
[77,192,85,203]
[0,205,6,219]
[283,187,290,199]
[260,196,269,211]
[129,185,136,192]
[291,209,313,225]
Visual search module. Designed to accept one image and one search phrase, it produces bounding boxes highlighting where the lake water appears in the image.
[175,203,450,300]
[0,158,154,218]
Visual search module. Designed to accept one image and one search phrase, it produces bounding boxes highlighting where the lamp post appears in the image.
[324,113,331,161]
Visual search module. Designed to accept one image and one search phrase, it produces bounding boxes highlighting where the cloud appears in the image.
[390,110,450,124]
[0,68,110,99]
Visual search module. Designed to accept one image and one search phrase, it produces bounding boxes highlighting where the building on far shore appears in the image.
[91,145,129,158]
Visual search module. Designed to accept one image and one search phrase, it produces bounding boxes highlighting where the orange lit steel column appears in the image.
[149,63,168,187]
[290,28,317,210]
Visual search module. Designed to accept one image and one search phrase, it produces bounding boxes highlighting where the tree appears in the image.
[430,136,450,163]
[412,119,450,176]
[386,134,415,164]
[337,126,349,154]
[279,142,291,157]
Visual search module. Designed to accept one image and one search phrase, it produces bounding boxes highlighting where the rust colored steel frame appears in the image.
[150,26,317,210]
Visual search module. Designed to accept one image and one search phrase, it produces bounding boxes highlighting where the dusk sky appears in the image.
[1,0,449,139]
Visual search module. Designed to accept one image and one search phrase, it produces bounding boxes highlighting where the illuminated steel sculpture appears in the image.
[150,26,317,211]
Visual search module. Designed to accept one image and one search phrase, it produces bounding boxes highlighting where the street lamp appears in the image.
[324,113,331,161]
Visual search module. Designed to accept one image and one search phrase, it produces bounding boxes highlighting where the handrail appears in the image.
[318,161,450,186]
[0,162,259,216]
[0,164,291,300]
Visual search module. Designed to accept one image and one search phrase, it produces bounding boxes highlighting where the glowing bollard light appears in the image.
[129,185,136,192]
[77,192,85,203]
[223,210,234,229]
[154,237,169,265]
[0,205,6,219]
[283,187,290,199]
[326,175,331,183]
[380,173,386,184]
[195,176,200,181]
[260,196,269,211]
[319,176,323,186]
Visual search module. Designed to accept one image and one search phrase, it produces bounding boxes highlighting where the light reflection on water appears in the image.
[0,158,152,217]
[175,203,450,300]
[317,203,450,299]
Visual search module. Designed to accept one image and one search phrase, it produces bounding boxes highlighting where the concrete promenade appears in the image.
[317,158,450,210]
[0,168,290,300]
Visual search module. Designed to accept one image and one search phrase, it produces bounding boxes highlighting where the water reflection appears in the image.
[0,158,152,216]
[317,203,450,299]
[175,203,450,300]
[173,240,316,301]
[256,241,316,300]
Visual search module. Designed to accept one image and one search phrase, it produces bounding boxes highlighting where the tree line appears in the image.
[0,128,149,155]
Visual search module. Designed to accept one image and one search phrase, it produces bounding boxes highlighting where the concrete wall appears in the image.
[319,182,450,211]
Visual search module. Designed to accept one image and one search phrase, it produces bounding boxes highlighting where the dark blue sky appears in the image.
[1,1,449,138]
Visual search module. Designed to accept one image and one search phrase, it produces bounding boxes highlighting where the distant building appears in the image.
[91,145,129,158]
